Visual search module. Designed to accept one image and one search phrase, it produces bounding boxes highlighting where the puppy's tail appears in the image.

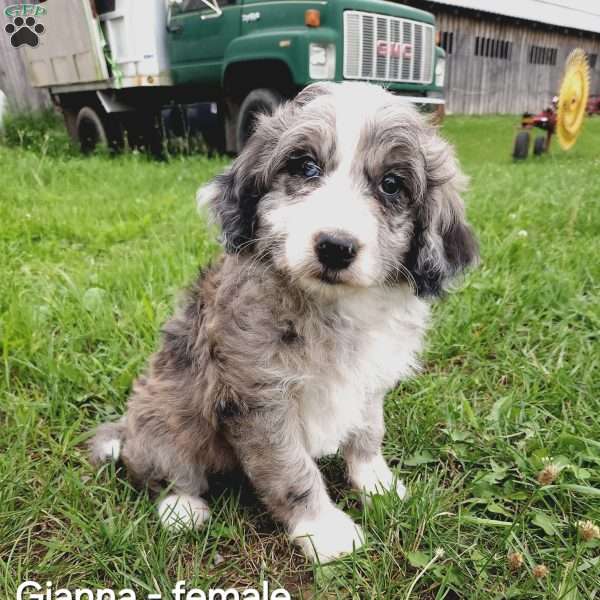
[88,417,126,467]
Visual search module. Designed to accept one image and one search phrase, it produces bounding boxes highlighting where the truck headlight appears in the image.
[435,58,446,88]
[309,43,335,80]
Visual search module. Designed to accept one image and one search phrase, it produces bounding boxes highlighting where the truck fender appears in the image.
[222,28,315,92]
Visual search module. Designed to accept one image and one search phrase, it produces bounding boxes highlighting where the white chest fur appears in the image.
[297,287,429,458]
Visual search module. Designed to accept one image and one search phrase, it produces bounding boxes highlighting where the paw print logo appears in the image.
[5,16,45,48]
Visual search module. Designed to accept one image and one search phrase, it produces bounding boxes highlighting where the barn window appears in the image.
[529,45,558,66]
[588,53,598,69]
[474,37,512,60]
[439,31,454,54]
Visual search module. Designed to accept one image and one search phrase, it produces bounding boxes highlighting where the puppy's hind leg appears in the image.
[153,450,212,532]
[157,492,211,531]
[90,416,212,531]
[126,443,212,532]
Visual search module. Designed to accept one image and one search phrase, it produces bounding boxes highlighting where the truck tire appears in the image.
[512,131,530,160]
[202,125,226,156]
[533,135,546,156]
[76,106,108,154]
[123,111,159,155]
[76,106,124,155]
[236,88,282,152]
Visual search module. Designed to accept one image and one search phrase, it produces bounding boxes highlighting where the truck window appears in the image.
[94,0,115,14]
[181,0,235,11]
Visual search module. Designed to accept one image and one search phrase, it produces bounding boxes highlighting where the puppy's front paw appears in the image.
[349,453,406,500]
[290,506,364,563]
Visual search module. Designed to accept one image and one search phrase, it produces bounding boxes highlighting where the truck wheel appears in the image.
[236,88,282,152]
[512,131,530,160]
[76,106,124,154]
[202,126,226,156]
[76,106,108,154]
[533,135,546,156]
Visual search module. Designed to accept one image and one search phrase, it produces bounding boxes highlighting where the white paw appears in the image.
[98,438,121,462]
[290,505,364,563]
[349,453,406,500]
[158,494,210,531]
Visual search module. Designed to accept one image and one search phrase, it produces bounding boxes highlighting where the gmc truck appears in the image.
[20,0,446,153]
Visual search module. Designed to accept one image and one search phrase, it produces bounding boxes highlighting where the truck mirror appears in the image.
[166,0,183,29]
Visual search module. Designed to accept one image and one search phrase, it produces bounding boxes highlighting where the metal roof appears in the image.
[424,0,600,34]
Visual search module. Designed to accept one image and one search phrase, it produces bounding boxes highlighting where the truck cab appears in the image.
[167,0,446,151]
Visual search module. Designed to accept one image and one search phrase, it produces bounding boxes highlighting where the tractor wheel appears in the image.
[513,131,530,160]
[534,135,546,156]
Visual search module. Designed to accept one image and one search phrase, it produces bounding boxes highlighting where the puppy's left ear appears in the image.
[407,131,479,297]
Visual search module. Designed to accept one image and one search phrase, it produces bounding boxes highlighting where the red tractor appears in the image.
[512,49,591,160]
[588,94,600,116]
[512,100,557,159]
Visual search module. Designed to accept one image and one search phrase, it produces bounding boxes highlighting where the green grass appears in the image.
[1,113,599,599]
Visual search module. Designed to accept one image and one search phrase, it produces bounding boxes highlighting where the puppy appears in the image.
[89,82,478,563]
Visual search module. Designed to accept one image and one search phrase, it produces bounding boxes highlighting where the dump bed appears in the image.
[23,0,171,92]
[23,0,108,88]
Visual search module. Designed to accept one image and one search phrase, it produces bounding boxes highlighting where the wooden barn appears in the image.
[404,0,600,113]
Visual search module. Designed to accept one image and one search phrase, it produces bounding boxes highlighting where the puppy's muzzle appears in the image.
[314,232,358,271]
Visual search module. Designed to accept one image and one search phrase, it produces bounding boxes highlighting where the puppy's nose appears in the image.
[314,233,358,270]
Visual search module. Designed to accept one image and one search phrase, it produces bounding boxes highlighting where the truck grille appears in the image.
[343,10,434,84]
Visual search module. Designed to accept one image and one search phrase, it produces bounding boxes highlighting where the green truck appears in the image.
[23,0,445,153]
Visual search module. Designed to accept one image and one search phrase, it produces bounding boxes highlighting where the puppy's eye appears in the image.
[288,156,322,179]
[379,174,403,196]
[302,160,321,179]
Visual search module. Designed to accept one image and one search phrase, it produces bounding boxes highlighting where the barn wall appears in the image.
[404,1,600,113]
[0,0,50,113]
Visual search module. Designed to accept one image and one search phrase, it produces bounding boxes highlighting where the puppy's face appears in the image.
[204,82,478,297]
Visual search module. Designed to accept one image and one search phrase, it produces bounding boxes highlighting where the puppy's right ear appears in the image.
[198,94,300,253]
[197,145,264,254]
[196,180,219,212]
